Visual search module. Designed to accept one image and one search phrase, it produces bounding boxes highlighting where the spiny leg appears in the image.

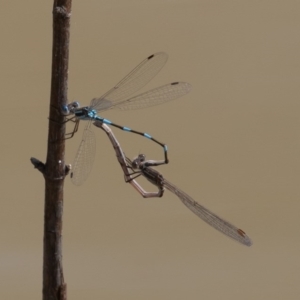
[124,157,164,198]
[94,121,165,198]
[64,117,80,140]
[49,103,80,140]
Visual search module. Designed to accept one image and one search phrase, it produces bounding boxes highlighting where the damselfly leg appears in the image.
[62,102,81,140]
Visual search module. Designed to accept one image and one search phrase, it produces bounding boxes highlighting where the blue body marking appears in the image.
[103,119,112,125]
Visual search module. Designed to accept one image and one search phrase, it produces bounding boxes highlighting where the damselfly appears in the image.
[64,52,191,185]
[94,121,252,247]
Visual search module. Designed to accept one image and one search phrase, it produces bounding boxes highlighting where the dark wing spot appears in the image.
[237,229,246,237]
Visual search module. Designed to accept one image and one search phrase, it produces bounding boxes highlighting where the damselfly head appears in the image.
[62,101,80,115]
[131,154,146,169]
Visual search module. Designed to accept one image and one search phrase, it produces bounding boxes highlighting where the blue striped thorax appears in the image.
[74,107,98,120]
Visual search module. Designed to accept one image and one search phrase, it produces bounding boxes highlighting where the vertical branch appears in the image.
[38,1,72,300]
[30,1,72,299]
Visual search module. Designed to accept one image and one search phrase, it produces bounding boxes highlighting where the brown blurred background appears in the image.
[1,1,299,299]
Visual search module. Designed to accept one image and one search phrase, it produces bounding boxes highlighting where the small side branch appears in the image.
[30,157,46,174]
[30,157,71,177]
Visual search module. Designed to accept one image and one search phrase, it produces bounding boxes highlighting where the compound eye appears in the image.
[139,154,146,162]
[72,101,80,109]
[61,105,70,115]
[131,160,138,169]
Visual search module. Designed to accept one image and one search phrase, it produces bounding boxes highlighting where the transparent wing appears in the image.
[163,179,252,246]
[101,82,192,111]
[71,122,96,186]
[90,52,168,111]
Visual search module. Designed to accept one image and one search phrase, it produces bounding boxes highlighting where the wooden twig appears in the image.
[30,1,72,299]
